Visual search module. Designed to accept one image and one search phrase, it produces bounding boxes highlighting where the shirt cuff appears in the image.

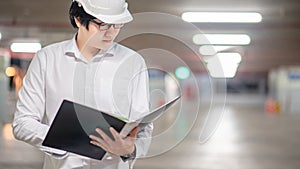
[41,146,68,159]
[120,145,136,162]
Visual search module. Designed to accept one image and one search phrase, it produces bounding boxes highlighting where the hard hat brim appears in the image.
[91,9,133,24]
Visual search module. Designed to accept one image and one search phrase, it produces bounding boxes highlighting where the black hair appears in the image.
[69,1,96,30]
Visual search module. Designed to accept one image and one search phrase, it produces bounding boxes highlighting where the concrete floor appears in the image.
[1,94,300,169]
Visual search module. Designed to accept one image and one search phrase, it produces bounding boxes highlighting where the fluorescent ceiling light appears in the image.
[205,52,242,78]
[182,12,262,23]
[193,34,251,45]
[204,52,242,64]
[0,32,2,40]
[207,63,238,78]
[10,42,41,53]
[199,45,235,55]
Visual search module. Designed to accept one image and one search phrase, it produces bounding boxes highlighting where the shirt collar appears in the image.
[64,33,115,62]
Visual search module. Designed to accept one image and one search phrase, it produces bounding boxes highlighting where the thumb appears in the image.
[129,126,140,138]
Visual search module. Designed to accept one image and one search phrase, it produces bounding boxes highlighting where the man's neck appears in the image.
[76,34,100,62]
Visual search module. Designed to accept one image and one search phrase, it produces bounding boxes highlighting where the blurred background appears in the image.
[1,0,300,168]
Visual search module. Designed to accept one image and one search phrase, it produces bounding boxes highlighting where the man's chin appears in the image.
[94,43,112,51]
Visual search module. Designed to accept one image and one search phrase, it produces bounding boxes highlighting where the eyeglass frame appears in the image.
[89,19,124,31]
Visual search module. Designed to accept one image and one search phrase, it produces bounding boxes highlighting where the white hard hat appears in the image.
[73,0,133,24]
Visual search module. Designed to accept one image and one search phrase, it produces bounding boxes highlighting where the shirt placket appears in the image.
[85,63,96,107]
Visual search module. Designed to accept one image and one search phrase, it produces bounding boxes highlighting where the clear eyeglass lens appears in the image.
[99,24,124,30]
[99,24,109,30]
[90,20,124,31]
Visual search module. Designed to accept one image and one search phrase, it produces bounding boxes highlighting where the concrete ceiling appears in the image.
[0,0,300,74]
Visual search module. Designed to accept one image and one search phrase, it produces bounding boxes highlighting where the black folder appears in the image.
[42,95,180,160]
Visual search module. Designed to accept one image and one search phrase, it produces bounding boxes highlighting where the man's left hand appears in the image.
[89,127,139,156]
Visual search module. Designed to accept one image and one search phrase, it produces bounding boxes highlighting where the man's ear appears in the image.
[74,17,81,28]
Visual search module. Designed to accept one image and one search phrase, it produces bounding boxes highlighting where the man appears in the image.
[12,0,153,168]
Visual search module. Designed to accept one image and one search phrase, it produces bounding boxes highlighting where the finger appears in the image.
[129,126,140,138]
[95,128,113,143]
[89,135,108,147]
[89,134,103,143]
[109,127,122,142]
[90,141,112,153]
[90,140,108,150]
[89,135,110,151]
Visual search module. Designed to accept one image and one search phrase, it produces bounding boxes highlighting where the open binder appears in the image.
[42,95,181,160]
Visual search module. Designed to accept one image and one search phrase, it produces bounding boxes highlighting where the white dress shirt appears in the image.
[12,35,153,169]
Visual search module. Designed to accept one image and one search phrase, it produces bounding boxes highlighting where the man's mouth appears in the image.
[103,39,112,43]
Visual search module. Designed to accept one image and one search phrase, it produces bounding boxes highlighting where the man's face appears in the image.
[79,19,121,51]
